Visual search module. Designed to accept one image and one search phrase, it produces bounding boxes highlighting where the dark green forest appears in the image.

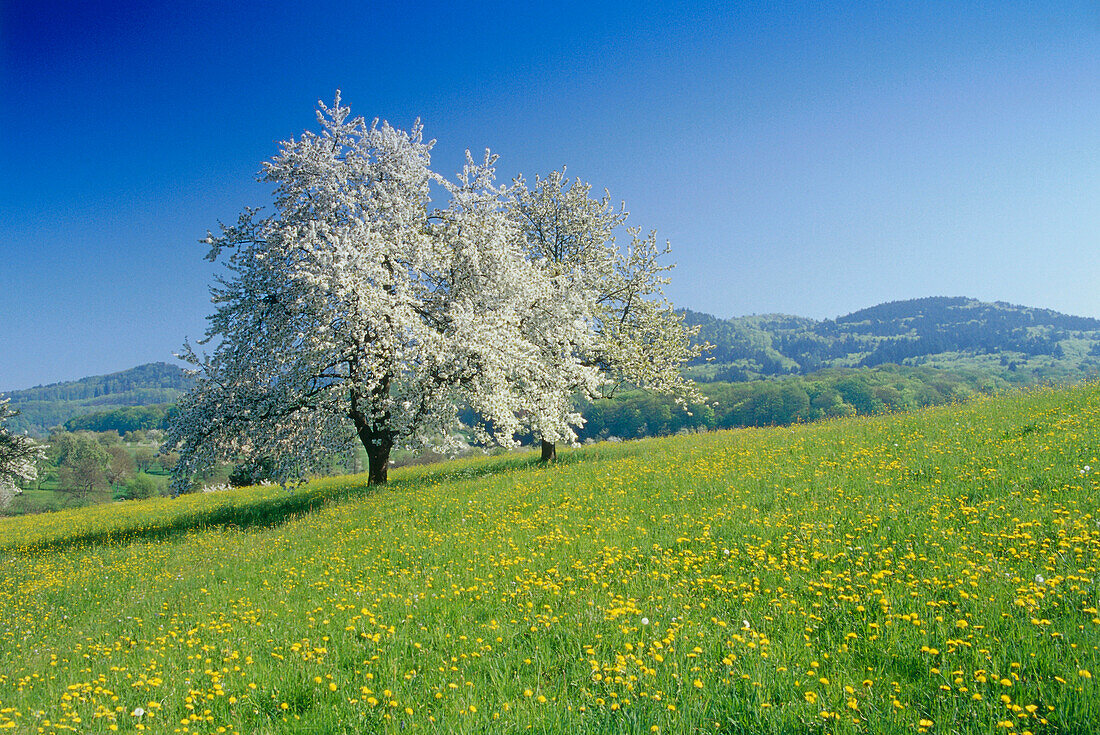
[63,404,175,434]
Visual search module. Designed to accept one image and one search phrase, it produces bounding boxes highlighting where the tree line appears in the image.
[1,363,189,435]
[6,362,191,403]
[578,365,1008,441]
[0,360,1053,514]
[63,404,174,434]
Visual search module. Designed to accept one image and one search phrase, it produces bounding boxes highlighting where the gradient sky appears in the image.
[2,1,1099,391]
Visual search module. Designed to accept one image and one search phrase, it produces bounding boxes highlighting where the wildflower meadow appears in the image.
[2,383,1099,734]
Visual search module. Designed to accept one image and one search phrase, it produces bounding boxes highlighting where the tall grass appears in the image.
[1,384,1098,733]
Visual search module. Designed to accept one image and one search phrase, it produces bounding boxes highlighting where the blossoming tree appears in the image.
[508,170,701,461]
[166,95,591,489]
[0,399,43,509]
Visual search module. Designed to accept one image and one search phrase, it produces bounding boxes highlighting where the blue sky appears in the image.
[2,1,1099,390]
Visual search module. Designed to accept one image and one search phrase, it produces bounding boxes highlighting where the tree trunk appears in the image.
[349,389,393,485]
[365,441,392,485]
[540,439,557,463]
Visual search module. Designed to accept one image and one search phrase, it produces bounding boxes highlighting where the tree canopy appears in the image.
[508,170,700,459]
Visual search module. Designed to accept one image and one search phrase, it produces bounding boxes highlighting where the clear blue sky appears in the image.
[2,0,1099,391]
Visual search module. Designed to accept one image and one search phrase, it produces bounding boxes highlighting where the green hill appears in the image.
[684,296,1100,383]
[1,383,1099,732]
[1,362,192,436]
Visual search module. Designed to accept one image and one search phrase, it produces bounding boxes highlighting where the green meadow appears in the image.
[2,384,1099,734]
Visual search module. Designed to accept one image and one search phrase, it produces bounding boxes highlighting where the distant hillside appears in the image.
[1,363,192,436]
[683,296,1100,383]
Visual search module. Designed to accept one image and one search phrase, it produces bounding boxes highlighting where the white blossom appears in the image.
[0,399,44,510]
[507,170,702,454]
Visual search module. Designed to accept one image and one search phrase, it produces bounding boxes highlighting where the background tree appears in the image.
[508,170,701,460]
[133,446,156,473]
[166,94,578,490]
[0,399,44,510]
[57,433,110,500]
[124,472,159,500]
[157,450,180,475]
[105,445,136,486]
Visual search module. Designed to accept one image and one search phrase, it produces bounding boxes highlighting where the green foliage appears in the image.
[105,444,136,486]
[578,365,998,440]
[64,404,173,434]
[123,472,161,500]
[8,362,191,402]
[54,433,110,499]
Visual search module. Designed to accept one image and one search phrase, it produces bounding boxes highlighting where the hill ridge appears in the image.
[2,362,192,436]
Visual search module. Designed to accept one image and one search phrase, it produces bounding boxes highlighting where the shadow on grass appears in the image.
[4,483,378,555]
[5,447,599,555]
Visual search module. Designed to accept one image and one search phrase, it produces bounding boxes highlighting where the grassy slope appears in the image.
[2,385,1100,734]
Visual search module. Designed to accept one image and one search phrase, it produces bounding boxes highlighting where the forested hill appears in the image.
[1,363,192,436]
[683,296,1100,383]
